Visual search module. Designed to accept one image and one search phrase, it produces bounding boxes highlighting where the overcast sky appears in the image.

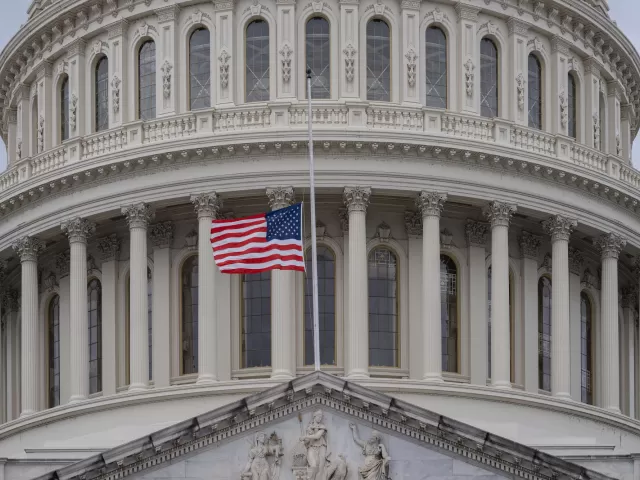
[0,0,639,170]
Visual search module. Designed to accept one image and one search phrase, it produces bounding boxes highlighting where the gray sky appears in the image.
[0,0,639,170]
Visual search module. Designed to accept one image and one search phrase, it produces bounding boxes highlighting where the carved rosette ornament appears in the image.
[161,60,172,99]
[111,75,121,114]
[150,221,174,248]
[343,186,371,213]
[97,234,120,261]
[464,59,475,97]
[542,215,577,242]
[519,231,542,260]
[56,250,71,277]
[267,187,295,211]
[191,192,222,219]
[12,236,44,263]
[559,91,568,128]
[516,73,525,111]
[465,219,489,247]
[483,201,516,227]
[61,217,96,244]
[416,191,447,218]
[122,203,155,229]
[343,44,356,82]
[568,246,584,275]
[594,232,627,259]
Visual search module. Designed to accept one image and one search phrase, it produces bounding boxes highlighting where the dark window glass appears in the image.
[60,76,70,141]
[95,56,109,132]
[48,295,60,408]
[441,255,458,373]
[599,93,606,152]
[425,27,447,108]
[480,38,498,118]
[246,20,270,103]
[366,19,391,101]
[138,41,156,120]
[528,54,542,129]
[568,73,577,139]
[538,276,552,391]
[306,17,330,99]
[181,256,199,374]
[581,292,593,405]
[189,28,211,110]
[368,247,398,367]
[88,279,102,394]
[242,271,271,367]
[304,246,336,365]
[147,271,152,380]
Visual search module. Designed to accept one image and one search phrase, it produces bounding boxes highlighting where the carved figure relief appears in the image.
[344,44,356,82]
[405,48,417,88]
[37,115,44,153]
[161,60,172,99]
[516,73,525,111]
[593,112,600,148]
[111,75,121,114]
[464,59,474,97]
[617,134,622,156]
[559,90,568,128]
[16,139,22,159]
[70,93,78,132]
[219,49,231,88]
[242,432,283,480]
[279,44,293,83]
[299,410,328,480]
[349,423,390,480]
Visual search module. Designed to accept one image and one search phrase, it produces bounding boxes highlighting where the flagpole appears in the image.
[307,68,321,372]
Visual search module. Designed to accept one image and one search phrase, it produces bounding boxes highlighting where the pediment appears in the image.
[37,372,613,480]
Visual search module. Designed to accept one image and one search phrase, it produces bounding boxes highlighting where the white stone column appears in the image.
[149,223,173,388]
[568,247,584,402]
[54,252,70,404]
[97,235,120,397]
[621,105,632,162]
[621,292,635,417]
[61,218,96,403]
[12,237,44,417]
[343,187,371,378]
[542,215,577,399]
[191,194,223,383]
[484,202,516,388]
[417,191,447,382]
[6,108,17,166]
[122,203,155,392]
[267,187,296,379]
[520,232,542,393]
[595,232,626,413]
[406,213,423,380]
[3,291,19,421]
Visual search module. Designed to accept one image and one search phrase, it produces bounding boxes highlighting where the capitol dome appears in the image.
[1,0,640,478]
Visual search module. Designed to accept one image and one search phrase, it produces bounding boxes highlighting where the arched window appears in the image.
[599,92,606,152]
[487,268,515,382]
[528,54,542,129]
[32,96,39,155]
[246,20,270,103]
[581,292,594,404]
[48,295,60,408]
[538,276,552,391]
[366,19,391,102]
[181,255,199,375]
[304,246,336,365]
[138,40,156,120]
[441,255,458,373]
[241,271,271,368]
[480,38,499,118]
[60,76,70,142]
[306,17,331,99]
[425,26,447,108]
[125,268,152,384]
[189,28,211,110]
[568,72,577,139]
[368,247,398,367]
[95,56,109,132]
[88,279,102,394]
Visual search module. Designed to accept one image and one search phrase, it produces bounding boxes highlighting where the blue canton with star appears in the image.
[266,203,302,241]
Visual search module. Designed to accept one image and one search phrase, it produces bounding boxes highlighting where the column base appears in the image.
[345,369,370,379]
[491,381,512,389]
[196,374,218,385]
[605,406,622,415]
[19,409,35,418]
[271,370,295,380]
[552,392,572,400]
[423,373,444,383]
[128,382,149,393]
[68,394,87,404]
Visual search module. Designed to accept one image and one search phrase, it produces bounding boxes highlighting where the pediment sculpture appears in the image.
[241,431,283,480]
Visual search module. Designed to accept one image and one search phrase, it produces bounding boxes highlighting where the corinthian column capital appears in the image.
[150,221,174,249]
[416,191,447,218]
[12,236,44,263]
[519,231,542,259]
[122,203,155,229]
[483,201,517,227]
[190,192,222,219]
[61,217,96,244]
[343,186,371,213]
[465,219,489,247]
[568,247,584,275]
[595,232,627,259]
[542,215,577,242]
[2,289,19,312]
[97,234,120,262]
[267,187,295,211]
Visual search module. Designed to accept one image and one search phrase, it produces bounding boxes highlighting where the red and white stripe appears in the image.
[210,214,305,274]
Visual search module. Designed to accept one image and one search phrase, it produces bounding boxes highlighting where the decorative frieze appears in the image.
[343,44,356,83]
[464,59,474,97]
[594,232,627,259]
[191,192,222,219]
[122,203,154,229]
[37,115,44,153]
[150,221,174,248]
[519,231,542,260]
[12,236,44,263]
[279,44,293,83]
[542,215,577,242]
[70,94,78,132]
[424,7,448,24]
[405,48,417,88]
[416,191,446,218]
[61,217,96,244]
[111,75,121,114]
[454,3,479,22]
[516,73,525,111]
[465,219,489,247]
[559,91,568,129]
[219,50,231,88]
[161,61,172,99]
[97,234,120,261]
[483,201,516,227]
[343,187,371,213]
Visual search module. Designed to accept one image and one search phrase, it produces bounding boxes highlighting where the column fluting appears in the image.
[191,193,222,384]
[12,236,43,417]
[483,201,516,388]
[122,203,154,392]
[542,215,577,399]
[61,217,96,402]
[344,186,371,379]
[417,191,447,382]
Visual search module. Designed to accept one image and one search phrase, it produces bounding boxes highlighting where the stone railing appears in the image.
[213,106,272,132]
[81,129,128,159]
[570,144,608,174]
[441,114,494,141]
[30,146,68,176]
[366,105,424,131]
[289,105,349,126]
[511,126,557,156]
[0,168,19,193]
[620,164,640,189]
[142,114,197,144]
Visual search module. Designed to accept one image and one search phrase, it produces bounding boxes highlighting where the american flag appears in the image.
[210,203,305,274]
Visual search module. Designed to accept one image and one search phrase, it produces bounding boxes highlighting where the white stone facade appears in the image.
[1,0,640,478]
